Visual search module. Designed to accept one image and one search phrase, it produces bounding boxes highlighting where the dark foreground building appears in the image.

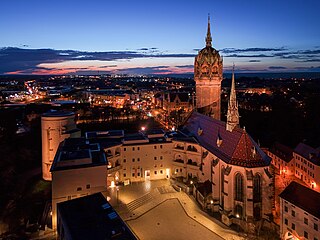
[57,193,137,240]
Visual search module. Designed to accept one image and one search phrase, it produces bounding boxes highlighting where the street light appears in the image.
[116,187,119,205]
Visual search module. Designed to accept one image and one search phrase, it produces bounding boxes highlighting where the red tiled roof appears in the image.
[180,112,270,168]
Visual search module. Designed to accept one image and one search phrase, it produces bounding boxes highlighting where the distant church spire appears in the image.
[206,14,212,47]
[226,64,240,132]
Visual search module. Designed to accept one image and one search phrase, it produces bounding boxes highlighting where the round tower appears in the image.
[194,15,223,120]
[41,111,80,180]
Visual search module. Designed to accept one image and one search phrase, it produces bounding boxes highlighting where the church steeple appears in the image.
[226,64,239,132]
[206,14,212,47]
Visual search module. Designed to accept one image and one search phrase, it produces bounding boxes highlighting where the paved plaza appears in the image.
[127,198,224,240]
[107,179,244,240]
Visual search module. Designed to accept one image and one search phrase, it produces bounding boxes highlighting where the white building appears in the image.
[293,143,320,192]
[51,138,107,230]
[266,142,295,176]
[41,111,80,181]
[279,181,320,240]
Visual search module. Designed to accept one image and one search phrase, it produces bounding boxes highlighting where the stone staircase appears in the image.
[126,188,160,212]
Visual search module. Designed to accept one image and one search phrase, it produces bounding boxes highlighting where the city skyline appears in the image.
[1,0,320,75]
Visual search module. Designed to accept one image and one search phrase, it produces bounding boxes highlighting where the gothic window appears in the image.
[234,204,243,218]
[235,173,244,202]
[254,206,261,221]
[221,167,225,208]
[253,174,262,203]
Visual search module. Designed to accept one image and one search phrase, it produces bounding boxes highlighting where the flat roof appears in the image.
[57,193,137,240]
[279,181,320,219]
[51,138,106,172]
[86,130,124,139]
[42,111,74,117]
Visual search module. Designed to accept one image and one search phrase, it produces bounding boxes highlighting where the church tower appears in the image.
[226,65,240,131]
[194,15,223,120]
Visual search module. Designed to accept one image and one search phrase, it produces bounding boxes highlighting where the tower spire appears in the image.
[226,64,240,132]
[206,14,212,47]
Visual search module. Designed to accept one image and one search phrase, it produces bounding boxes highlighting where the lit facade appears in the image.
[279,181,320,240]
[266,142,295,176]
[51,138,107,230]
[293,143,320,192]
[41,111,80,181]
[194,16,223,120]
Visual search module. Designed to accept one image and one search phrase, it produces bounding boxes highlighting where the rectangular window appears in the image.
[304,218,308,225]
[160,170,163,174]
[132,158,135,162]
[124,148,126,151]
[292,223,295,230]
[160,145,163,149]
[285,219,288,225]
[123,159,126,163]
[132,147,135,151]
[154,157,157,160]
[138,147,140,150]
[315,223,318,231]
[77,187,82,191]
[154,171,157,175]
[160,156,163,160]
[132,173,135,177]
[304,231,308,239]
[138,172,140,177]
[86,184,90,189]
[137,158,140,162]
[154,146,157,149]
[123,173,126,177]
[292,210,295,217]
[285,206,288,212]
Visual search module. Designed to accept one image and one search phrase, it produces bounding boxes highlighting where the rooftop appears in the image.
[279,181,320,219]
[294,142,320,166]
[57,193,137,240]
[86,130,124,139]
[180,112,271,168]
[51,138,106,172]
[269,142,293,163]
[42,110,74,118]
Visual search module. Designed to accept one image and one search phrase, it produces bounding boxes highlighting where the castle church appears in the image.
[48,17,274,233]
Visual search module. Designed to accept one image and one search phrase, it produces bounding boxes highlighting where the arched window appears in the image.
[235,205,243,218]
[254,206,261,221]
[221,167,225,208]
[253,174,262,203]
[235,173,244,202]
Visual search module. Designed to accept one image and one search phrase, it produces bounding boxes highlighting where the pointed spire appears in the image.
[206,14,212,47]
[226,64,240,132]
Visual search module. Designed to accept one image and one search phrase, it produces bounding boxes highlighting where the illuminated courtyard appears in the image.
[127,198,224,240]
[107,180,244,240]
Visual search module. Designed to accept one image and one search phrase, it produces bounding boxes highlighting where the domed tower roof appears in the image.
[195,15,222,68]
[194,15,223,120]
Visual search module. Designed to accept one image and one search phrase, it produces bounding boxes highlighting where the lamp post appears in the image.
[116,187,119,205]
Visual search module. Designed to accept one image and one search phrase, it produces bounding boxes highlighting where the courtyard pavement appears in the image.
[107,179,244,240]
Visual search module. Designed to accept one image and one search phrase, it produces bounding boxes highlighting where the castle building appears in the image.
[49,18,274,234]
[194,16,223,120]
[51,138,107,229]
[41,111,80,181]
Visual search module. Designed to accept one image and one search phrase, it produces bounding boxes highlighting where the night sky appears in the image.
[1,0,320,75]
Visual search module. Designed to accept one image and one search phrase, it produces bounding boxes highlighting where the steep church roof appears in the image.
[179,112,270,168]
